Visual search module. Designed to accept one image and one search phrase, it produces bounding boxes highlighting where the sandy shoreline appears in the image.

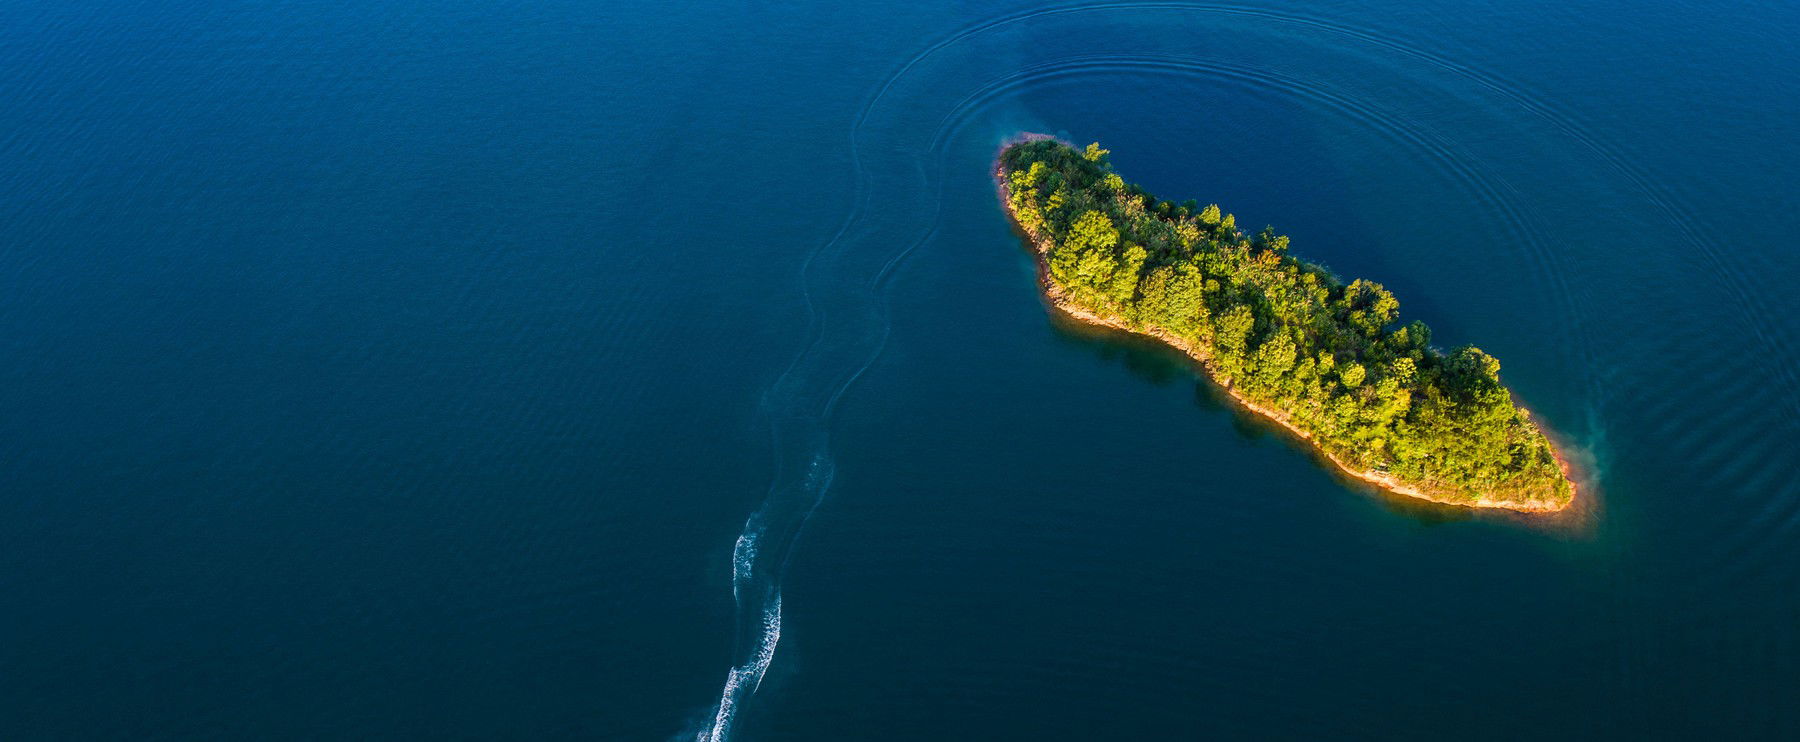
[993,148,1574,513]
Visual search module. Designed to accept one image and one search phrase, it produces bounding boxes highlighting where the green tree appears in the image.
[1389,357,1417,385]
[1251,331,1298,394]
[996,138,1571,507]
[1137,264,1207,338]
[1106,244,1148,305]
[1067,209,1119,253]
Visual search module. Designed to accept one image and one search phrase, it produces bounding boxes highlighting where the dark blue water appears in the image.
[4,1,1799,739]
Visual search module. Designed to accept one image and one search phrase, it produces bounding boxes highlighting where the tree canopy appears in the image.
[998,139,1571,507]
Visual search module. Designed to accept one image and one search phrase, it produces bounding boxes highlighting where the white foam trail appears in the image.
[698,669,742,742]
[749,596,781,692]
[731,524,759,604]
[697,596,783,742]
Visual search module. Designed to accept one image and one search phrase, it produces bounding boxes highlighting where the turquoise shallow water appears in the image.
[3,0,1799,739]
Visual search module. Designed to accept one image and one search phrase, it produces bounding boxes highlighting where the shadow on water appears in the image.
[1045,287,1604,534]
[1044,307,1191,388]
[1057,292,1620,537]
[1042,299,1473,525]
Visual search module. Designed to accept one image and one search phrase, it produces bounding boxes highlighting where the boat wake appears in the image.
[697,593,779,742]
[677,2,1690,737]
[695,454,832,742]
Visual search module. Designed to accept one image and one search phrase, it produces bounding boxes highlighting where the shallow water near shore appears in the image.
[3,0,1799,738]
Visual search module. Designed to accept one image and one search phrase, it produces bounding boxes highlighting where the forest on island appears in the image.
[1000,139,1571,506]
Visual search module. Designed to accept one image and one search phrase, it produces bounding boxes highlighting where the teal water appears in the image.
[4,1,1799,739]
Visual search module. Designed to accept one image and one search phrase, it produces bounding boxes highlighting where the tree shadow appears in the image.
[1040,290,1484,525]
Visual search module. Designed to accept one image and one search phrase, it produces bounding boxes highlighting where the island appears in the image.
[997,137,1575,512]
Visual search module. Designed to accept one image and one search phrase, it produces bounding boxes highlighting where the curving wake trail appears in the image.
[696,446,832,742]
[689,103,924,738]
[687,12,972,737]
[685,3,1673,737]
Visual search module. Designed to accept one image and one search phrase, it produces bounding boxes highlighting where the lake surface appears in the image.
[4,0,1799,738]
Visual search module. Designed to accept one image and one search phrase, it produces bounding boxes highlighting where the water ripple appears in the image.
[686,3,1797,736]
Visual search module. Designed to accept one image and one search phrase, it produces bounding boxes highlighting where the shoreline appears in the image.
[993,149,1575,513]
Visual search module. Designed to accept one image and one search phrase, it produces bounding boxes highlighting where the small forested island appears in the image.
[998,137,1574,511]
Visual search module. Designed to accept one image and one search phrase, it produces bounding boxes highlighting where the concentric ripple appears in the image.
[686,3,1797,737]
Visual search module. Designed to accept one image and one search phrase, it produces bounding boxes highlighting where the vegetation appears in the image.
[999,139,1572,508]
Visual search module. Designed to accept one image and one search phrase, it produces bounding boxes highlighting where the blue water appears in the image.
[4,1,1799,739]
